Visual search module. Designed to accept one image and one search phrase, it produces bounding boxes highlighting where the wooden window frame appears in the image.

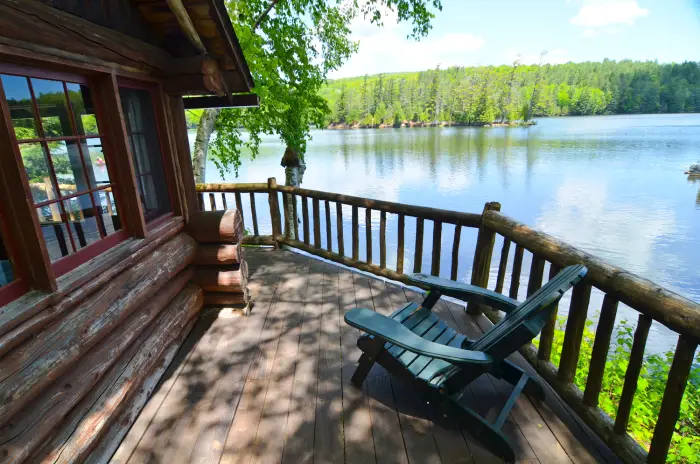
[0,57,185,304]
[0,63,129,279]
[117,78,181,226]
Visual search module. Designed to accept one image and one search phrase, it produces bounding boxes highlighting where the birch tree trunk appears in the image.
[280,145,306,239]
[192,109,220,183]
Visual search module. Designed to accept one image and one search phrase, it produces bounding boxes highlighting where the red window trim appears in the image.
[0,279,29,307]
[0,62,89,85]
[52,229,128,277]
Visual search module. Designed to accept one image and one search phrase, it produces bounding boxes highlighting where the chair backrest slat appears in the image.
[471,264,587,355]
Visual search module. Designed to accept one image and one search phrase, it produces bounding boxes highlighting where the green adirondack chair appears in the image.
[345,264,587,462]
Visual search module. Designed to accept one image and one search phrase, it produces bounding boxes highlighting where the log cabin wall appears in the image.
[0,1,255,461]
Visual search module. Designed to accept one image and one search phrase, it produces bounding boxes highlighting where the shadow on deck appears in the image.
[112,248,617,464]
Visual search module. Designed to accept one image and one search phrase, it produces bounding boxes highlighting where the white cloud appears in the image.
[329,10,485,78]
[570,1,649,28]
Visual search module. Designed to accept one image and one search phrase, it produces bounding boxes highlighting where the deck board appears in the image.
[112,248,614,464]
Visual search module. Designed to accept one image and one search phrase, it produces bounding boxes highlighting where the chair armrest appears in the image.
[345,308,492,365]
[409,273,520,313]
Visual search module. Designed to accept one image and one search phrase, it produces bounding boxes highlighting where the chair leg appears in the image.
[351,337,384,387]
[441,397,516,462]
[496,359,545,401]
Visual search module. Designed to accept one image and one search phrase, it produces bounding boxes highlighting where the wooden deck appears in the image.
[111,248,617,464]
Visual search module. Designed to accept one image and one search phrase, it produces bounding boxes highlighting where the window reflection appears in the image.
[30,78,73,138]
[1,75,38,139]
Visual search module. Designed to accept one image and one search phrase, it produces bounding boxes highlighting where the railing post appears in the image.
[467,201,501,315]
[267,177,282,248]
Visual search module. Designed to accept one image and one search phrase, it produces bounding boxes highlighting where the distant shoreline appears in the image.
[326,120,537,130]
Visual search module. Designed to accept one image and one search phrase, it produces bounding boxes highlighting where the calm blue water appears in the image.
[194,114,700,353]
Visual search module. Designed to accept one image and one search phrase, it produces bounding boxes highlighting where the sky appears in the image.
[329,0,700,78]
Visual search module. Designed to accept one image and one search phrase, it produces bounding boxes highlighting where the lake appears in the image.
[193,114,700,353]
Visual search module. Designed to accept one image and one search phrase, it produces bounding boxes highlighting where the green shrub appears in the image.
[535,317,700,462]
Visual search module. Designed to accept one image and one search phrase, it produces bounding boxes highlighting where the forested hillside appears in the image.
[320,60,700,126]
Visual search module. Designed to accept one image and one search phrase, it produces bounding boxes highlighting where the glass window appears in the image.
[118,87,171,222]
[0,74,122,266]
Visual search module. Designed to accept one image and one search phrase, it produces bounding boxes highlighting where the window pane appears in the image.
[20,142,58,204]
[94,190,121,235]
[30,78,74,137]
[119,87,171,221]
[66,83,99,136]
[1,74,38,139]
[84,138,110,188]
[36,208,73,261]
[65,195,102,249]
[0,230,15,287]
[49,140,91,196]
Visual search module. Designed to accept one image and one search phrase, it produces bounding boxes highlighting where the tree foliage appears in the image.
[207,0,442,177]
[321,60,700,126]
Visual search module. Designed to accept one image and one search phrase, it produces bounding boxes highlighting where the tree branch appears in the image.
[253,0,280,31]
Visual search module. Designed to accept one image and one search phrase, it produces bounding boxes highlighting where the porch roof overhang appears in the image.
[0,0,255,97]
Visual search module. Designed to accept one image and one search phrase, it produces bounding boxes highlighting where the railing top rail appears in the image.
[275,185,482,227]
[196,183,269,193]
[483,210,700,339]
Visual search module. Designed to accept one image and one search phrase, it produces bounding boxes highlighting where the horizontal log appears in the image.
[203,288,250,306]
[0,270,193,462]
[186,210,243,244]
[83,317,197,464]
[196,183,269,193]
[279,237,431,292]
[242,235,275,246]
[0,234,197,426]
[0,217,184,346]
[192,261,248,293]
[183,94,260,110]
[0,0,171,74]
[276,185,482,227]
[195,243,243,266]
[32,283,203,464]
[483,211,700,339]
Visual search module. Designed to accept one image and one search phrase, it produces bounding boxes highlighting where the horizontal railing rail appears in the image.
[196,178,700,464]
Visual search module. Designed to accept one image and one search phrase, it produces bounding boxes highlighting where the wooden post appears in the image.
[538,263,561,361]
[234,192,245,230]
[431,220,442,277]
[302,196,310,245]
[509,245,524,299]
[526,255,546,297]
[648,335,698,463]
[413,217,424,273]
[495,238,511,294]
[614,313,652,433]
[557,281,592,384]
[379,210,386,269]
[209,193,216,211]
[397,214,405,274]
[250,192,259,236]
[467,202,501,315]
[352,205,359,261]
[292,194,299,240]
[325,200,332,252]
[450,224,461,281]
[582,294,618,405]
[336,202,344,256]
[312,197,321,248]
[365,208,372,264]
[267,178,281,248]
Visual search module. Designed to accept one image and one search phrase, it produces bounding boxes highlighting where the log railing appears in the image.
[196,178,700,464]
